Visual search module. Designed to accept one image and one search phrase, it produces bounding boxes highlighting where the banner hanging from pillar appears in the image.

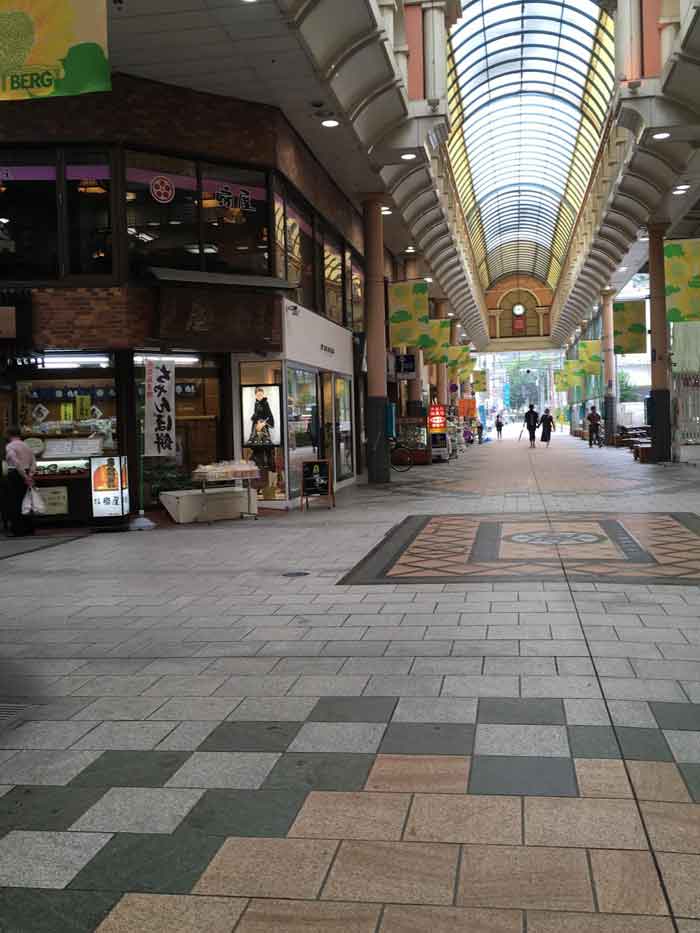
[421,319,452,362]
[471,370,488,393]
[665,239,700,322]
[578,340,602,374]
[144,359,175,457]
[613,300,646,354]
[447,346,473,370]
[388,281,429,347]
[0,0,111,102]
[553,370,569,391]
[564,360,585,401]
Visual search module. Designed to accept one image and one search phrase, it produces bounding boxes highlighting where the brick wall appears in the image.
[485,274,553,310]
[32,287,156,349]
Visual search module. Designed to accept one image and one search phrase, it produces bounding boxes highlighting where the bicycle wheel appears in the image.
[391,444,413,472]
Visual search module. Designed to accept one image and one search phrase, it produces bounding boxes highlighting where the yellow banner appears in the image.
[665,239,700,322]
[553,370,569,391]
[613,300,646,354]
[447,346,472,369]
[578,340,602,375]
[421,320,452,362]
[0,1,110,101]
[389,281,429,347]
[564,359,585,387]
[75,394,91,421]
[472,370,488,393]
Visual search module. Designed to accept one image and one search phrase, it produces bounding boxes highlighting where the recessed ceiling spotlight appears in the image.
[675,183,690,190]
[619,266,628,271]
[673,187,688,195]
[401,153,417,161]
[321,118,339,128]
[448,312,455,317]
[381,207,392,215]
[424,277,433,283]
[405,246,416,253]
[652,132,671,140]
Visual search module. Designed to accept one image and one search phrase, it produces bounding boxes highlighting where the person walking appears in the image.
[539,408,555,448]
[4,427,36,537]
[524,404,539,449]
[587,405,602,448]
[495,414,504,439]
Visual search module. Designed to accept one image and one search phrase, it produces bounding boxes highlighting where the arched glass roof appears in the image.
[447,0,615,291]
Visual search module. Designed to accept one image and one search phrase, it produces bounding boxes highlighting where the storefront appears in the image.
[232,299,356,507]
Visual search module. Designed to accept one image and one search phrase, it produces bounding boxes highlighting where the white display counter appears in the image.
[160,486,258,523]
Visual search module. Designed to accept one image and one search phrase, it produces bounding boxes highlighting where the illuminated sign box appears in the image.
[91,456,129,519]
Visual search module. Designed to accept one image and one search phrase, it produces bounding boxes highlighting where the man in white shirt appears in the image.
[4,427,36,537]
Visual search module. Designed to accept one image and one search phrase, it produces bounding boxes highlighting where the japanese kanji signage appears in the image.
[90,456,129,518]
[428,404,447,433]
[145,359,175,457]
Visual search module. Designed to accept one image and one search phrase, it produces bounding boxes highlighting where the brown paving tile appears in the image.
[590,849,668,916]
[380,905,523,932]
[238,900,381,933]
[524,797,647,849]
[95,894,248,933]
[574,759,632,798]
[526,912,674,932]
[457,845,594,912]
[322,840,459,905]
[678,923,700,932]
[365,755,470,794]
[657,853,700,919]
[628,761,691,803]
[288,791,410,841]
[641,801,700,854]
[193,837,337,899]
[404,794,521,845]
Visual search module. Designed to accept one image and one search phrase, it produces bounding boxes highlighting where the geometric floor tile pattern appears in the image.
[2,434,700,930]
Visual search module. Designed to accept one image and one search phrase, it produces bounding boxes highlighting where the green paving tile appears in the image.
[197,721,301,753]
[680,763,700,802]
[0,786,107,831]
[69,751,191,787]
[68,829,222,894]
[262,753,375,792]
[0,889,119,933]
[182,788,307,837]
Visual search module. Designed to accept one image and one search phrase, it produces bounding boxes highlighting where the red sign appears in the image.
[428,404,446,432]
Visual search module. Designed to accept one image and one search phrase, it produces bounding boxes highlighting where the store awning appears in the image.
[149,267,295,291]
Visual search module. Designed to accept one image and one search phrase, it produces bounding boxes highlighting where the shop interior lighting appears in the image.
[321,118,340,128]
[125,192,137,201]
[653,132,671,140]
[134,355,200,365]
[401,153,417,161]
[169,220,182,225]
[672,187,688,195]
[77,180,107,195]
[424,277,433,283]
[0,217,9,224]
[448,311,455,316]
[405,246,416,253]
[675,184,690,190]
[42,354,111,369]
[381,207,392,215]
[136,232,155,242]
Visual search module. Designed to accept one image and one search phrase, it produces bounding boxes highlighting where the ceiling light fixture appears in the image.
[652,132,671,140]
[675,184,690,191]
[673,187,688,196]
[424,277,433,283]
[619,266,628,271]
[405,246,416,253]
[321,118,339,128]
[401,153,417,161]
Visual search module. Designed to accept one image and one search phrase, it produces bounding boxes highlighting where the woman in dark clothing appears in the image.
[247,387,275,471]
[495,415,504,439]
[539,408,555,447]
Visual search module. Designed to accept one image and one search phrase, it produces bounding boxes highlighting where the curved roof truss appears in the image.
[447,0,615,291]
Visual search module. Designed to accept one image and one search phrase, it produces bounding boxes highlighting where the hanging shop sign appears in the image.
[428,404,447,433]
[149,175,175,204]
[144,359,176,456]
[471,371,488,393]
[578,340,602,374]
[395,353,417,379]
[613,300,646,354]
[90,455,129,518]
[0,0,110,102]
[553,370,569,392]
[665,239,700,322]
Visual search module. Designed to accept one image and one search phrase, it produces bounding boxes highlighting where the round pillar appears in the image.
[649,222,672,461]
[364,197,391,482]
[601,287,618,444]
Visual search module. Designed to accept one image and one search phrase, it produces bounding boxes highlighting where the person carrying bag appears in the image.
[4,427,38,537]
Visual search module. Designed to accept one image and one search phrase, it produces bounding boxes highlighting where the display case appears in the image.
[396,417,431,465]
[26,437,107,524]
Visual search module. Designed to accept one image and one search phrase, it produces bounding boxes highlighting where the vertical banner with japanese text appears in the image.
[145,359,175,457]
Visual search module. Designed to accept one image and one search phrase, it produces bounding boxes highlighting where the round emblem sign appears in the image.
[149,175,175,204]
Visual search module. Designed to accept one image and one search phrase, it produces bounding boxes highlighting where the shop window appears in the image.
[240,361,286,501]
[286,200,315,310]
[335,375,354,481]
[0,150,59,279]
[324,232,344,325]
[66,150,112,275]
[287,366,319,499]
[126,152,199,276]
[273,192,286,279]
[351,260,365,333]
[199,163,269,275]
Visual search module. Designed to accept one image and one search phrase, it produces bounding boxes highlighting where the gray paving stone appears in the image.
[213,675,299,697]
[226,698,319,722]
[288,722,385,753]
[594,659,635,678]
[664,730,700,763]
[166,752,280,789]
[469,755,578,796]
[520,640,589,657]
[442,676,519,698]
[487,624,551,640]
[0,750,102,786]
[0,721,98,751]
[156,722,218,751]
[424,627,487,641]
[478,698,565,725]
[608,701,656,728]
[452,640,519,657]
[521,676,601,698]
[71,698,168,722]
[474,723,569,757]
[256,642,325,657]
[556,659,596,676]
[650,702,700,731]
[71,787,202,834]
[321,642,388,657]
[385,641,453,657]
[71,675,162,696]
[563,699,610,726]
[364,675,443,696]
[340,658,413,675]
[588,642,662,659]
[0,830,112,888]
[202,658,281,675]
[289,675,369,696]
[410,658,483,676]
[391,698,477,723]
[483,658,556,676]
[567,725,620,758]
[309,696,397,722]
[600,678,688,701]
[71,722,177,751]
[679,763,700,801]
[616,727,673,761]
[146,698,243,721]
[379,722,474,755]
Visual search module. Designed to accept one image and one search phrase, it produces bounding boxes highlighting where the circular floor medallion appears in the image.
[505,531,605,546]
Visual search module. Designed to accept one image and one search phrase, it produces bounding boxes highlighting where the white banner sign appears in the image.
[145,359,176,457]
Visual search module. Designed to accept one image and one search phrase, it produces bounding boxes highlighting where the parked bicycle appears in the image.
[389,436,413,472]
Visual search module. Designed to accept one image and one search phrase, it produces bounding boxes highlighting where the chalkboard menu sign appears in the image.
[301,460,335,510]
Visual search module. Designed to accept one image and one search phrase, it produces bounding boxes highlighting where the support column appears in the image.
[601,287,618,444]
[364,197,390,483]
[435,298,449,405]
[114,349,137,514]
[404,255,423,416]
[649,222,672,462]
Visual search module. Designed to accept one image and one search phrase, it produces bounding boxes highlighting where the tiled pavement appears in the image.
[2,436,700,930]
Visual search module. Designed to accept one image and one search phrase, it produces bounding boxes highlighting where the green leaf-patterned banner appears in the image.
[553,370,569,391]
[665,239,700,322]
[613,300,646,354]
[578,340,602,375]
[472,370,488,393]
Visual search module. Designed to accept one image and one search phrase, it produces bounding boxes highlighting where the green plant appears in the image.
[617,369,636,402]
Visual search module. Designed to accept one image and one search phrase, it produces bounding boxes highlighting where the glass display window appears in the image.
[240,361,286,501]
[199,163,268,275]
[287,366,319,499]
[0,150,59,279]
[324,232,344,325]
[335,375,354,481]
[273,192,286,279]
[351,260,365,333]
[285,199,315,311]
[125,152,199,275]
[66,150,113,275]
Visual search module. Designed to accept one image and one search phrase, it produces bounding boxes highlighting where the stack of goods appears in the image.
[192,461,259,483]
